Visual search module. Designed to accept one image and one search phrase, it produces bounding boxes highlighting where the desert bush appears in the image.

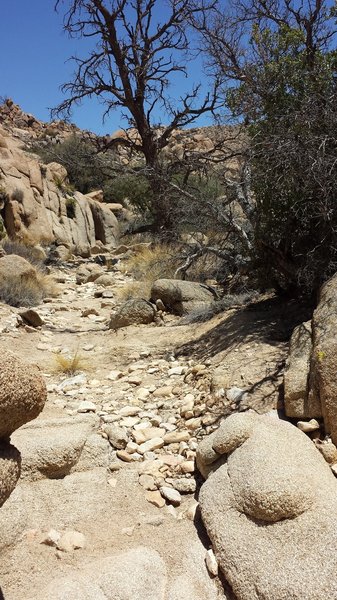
[54,350,86,375]
[179,292,258,324]
[0,277,42,307]
[0,184,9,205]
[0,271,57,308]
[115,281,152,302]
[1,239,45,269]
[120,244,177,282]
[65,197,76,219]
[0,240,58,307]
[117,243,181,301]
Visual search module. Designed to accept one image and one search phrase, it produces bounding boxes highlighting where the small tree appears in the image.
[196,0,337,297]
[54,0,221,230]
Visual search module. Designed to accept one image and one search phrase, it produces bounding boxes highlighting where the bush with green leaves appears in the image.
[201,0,337,297]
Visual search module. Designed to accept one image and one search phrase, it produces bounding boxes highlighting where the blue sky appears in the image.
[0,1,214,135]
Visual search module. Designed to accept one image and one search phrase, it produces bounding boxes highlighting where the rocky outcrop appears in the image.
[151,279,216,315]
[0,350,47,506]
[0,125,119,256]
[284,273,337,444]
[198,412,337,599]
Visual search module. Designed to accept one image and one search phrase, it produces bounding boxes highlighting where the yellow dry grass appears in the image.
[54,350,87,375]
[115,280,152,301]
[117,243,178,301]
[120,244,177,282]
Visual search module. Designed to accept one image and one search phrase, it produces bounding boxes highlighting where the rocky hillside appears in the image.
[0,110,120,257]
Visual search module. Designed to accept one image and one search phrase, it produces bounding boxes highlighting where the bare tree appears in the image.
[54,0,222,229]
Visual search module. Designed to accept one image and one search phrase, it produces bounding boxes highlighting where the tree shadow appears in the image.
[176,296,311,361]
[0,588,5,600]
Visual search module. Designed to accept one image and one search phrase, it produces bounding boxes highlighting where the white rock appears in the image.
[159,486,182,506]
[119,406,140,417]
[205,548,218,577]
[77,401,96,413]
[168,366,187,376]
[57,531,86,552]
[138,438,165,454]
[107,370,123,381]
[41,528,61,547]
[297,419,320,433]
[226,387,247,403]
[58,373,87,391]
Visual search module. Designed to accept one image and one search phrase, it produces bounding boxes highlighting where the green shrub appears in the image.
[65,197,76,219]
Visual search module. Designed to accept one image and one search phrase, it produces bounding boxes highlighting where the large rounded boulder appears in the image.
[109,299,156,329]
[198,412,337,599]
[151,279,215,315]
[0,350,47,438]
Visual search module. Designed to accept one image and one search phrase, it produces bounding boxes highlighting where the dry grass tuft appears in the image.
[115,281,152,301]
[0,269,59,308]
[0,239,59,307]
[120,244,177,282]
[0,277,44,308]
[54,350,87,375]
[117,243,178,301]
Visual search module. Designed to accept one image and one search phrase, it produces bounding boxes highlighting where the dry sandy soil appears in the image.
[0,256,306,600]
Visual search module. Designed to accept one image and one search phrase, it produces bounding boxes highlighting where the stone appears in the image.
[19,308,44,327]
[0,441,21,507]
[160,486,182,506]
[94,274,115,287]
[81,307,99,317]
[11,416,95,480]
[314,439,337,464]
[57,530,86,552]
[168,366,186,376]
[41,528,61,547]
[32,547,167,600]
[151,279,215,315]
[0,255,36,289]
[138,437,165,454]
[58,373,87,390]
[168,478,196,494]
[205,549,218,577]
[132,427,166,445]
[164,431,190,444]
[116,450,134,462]
[145,490,166,508]
[77,400,96,413]
[180,460,195,474]
[107,370,123,381]
[199,412,337,599]
[109,299,156,329]
[139,474,156,490]
[284,321,314,418]
[152,386,173,398]
[226,386,247,403]
[0,350,47,438]
[118,405,140,416]
[297,419,320,433]
[104,425,129,449]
